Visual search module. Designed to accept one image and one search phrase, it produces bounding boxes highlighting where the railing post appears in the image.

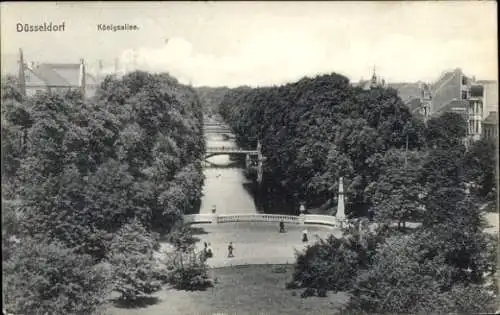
[212,213,218,224]
[299,213,305,225]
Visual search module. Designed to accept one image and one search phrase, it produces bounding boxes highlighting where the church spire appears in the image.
[370,65,378,89]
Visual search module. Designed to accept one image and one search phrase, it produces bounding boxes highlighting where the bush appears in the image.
[106,219,161,301]
[165,249,213,291]
[272,265,288,274]
[300,287,316,298]
[290,230,381,296]
[347,233,496,314]
[285,281,300,289]
[3,238,111,315]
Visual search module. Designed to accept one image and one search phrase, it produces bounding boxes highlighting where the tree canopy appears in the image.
[1,71,206,313]
[219,73,425,216]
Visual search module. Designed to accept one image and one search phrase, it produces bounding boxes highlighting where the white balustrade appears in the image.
[183,214,213,224]
[183,213,340,227]
[303,214,340,227]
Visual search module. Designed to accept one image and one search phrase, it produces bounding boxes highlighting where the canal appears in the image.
[199,130,258,215]
[199,117,302,216]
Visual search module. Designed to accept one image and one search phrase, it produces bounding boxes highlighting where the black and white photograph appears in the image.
[1,2,498,314]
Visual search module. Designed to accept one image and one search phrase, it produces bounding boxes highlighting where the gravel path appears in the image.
[159,222,341,268]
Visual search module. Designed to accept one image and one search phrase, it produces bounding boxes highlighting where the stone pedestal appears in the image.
[299,213,305,225]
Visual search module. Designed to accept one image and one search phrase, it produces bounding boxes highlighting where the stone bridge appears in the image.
[205,147,259,159]
[183,213,342,228]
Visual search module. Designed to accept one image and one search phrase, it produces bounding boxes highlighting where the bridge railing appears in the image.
[183,214,214,224]
[206,147,258,153]
[216,214,301,224]
[303,215,340,227]
[183,213,341,227]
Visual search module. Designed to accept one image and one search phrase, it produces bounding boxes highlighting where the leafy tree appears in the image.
[370,149,426,228]
[288,221,383,297]
[161,225,212,291]
[2,70,206,312]
[3,238,111,315]
[425,112,467,149]
[105,219,161,301]
[165,248,213,291]
[347,232,495,314]
[219,73,424,215]
[464,137,497,199]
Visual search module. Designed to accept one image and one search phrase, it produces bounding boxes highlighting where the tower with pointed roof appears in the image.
[370,65,378,89]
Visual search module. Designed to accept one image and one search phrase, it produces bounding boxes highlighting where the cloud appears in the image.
[114,30,497,87]
[115,32,331,87]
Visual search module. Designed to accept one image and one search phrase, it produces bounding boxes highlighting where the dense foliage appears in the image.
[217,73,497,313]
[3,238,111,315]
[219,74,425,216]
[106,219,161,301]
[2,71,205,312]
[164,249,213,291]
[195,86,230,116]
[288,220,383,297]
[348,232,495,314]
[464,137,497,200]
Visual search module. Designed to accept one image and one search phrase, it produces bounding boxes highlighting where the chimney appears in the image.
[18,48,26,96]
[79,58,86,97]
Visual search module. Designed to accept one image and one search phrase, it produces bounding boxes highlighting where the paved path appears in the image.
[159,222,341,268]
[484,212,499,235]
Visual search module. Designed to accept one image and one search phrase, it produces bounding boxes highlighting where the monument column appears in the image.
[336,177,346,226]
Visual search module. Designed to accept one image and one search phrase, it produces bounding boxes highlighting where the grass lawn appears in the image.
[105,264,349,315]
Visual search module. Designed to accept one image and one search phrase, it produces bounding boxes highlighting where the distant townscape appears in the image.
[6,49,499,144]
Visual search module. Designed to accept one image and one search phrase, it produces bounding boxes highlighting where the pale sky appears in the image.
[1,1,497,87]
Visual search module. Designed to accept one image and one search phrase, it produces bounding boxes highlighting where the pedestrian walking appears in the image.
[279,221,285,233]
[212,204,217,214]
[207,242,213,258]
[302,228,308,242]
[227,242,234,258]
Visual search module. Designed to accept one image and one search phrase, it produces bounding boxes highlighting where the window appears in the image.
[35,89,43,95]
[462,91,468,100]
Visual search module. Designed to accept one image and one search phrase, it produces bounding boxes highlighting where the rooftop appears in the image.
[25,62,98,87]
[483,112,498,125]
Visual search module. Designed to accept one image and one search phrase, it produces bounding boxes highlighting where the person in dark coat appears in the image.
[302,229,308,242]
[206,242,213,258]
[279,221,285,233]
[227,242,234,258]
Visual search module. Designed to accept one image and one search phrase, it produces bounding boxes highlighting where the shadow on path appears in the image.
[111,296,161,309]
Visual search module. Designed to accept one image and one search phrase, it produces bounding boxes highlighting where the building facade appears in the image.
[390,68,497,144]
[17,49,100,99]
[482,111,498,141]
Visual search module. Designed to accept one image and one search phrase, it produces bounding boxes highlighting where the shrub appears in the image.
[290,230,381,297]
[272,265,288,274]
[286,281,300,289]
[165,249,213,291]
[347,233,496,314]
[106,219,161,301]
[3,238,111,315]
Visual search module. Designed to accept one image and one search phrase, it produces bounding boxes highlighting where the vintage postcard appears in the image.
[1,2,498,315]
